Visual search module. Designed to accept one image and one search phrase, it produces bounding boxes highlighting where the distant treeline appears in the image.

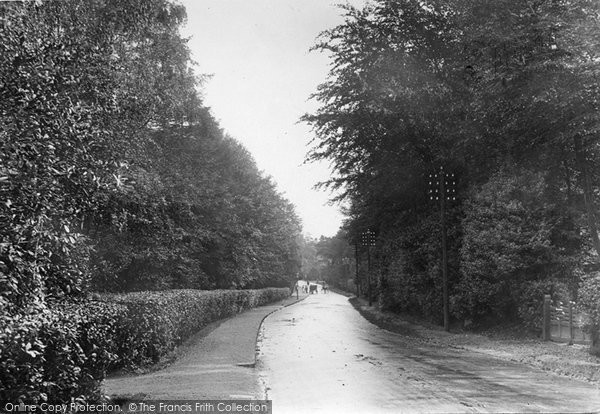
[304,0,600,346]
[0,0,302,313]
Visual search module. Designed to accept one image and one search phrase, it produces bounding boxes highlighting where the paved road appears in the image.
[256,292,600,414]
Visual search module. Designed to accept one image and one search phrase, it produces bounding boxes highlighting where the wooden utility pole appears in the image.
[429,166,456,332]
[355,242,360,297]
[361,230,376,306]
[440,175,449,332]
[367,245,372,306]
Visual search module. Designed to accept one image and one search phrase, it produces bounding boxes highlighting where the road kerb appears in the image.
[249,294,309,366]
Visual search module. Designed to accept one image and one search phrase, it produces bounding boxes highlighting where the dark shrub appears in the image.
[98,288,289,369]
[0,288,288,402]
[0,301,121,403]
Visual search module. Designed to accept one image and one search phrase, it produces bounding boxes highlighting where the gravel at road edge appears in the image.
[349,296,600,385]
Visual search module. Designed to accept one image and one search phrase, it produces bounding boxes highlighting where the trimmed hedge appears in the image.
[101,288,290,368]
[0,288,289,403]
[0,302,122,403]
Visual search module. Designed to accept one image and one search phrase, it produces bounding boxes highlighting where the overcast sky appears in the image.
[179,0,367,238]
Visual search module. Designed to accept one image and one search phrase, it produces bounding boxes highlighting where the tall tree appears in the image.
[305,0,600,326]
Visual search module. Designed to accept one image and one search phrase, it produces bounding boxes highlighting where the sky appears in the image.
[179,0,367,238]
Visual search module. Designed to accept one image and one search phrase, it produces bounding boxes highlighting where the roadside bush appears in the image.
[100,288,289,369]
[0,301,122,403]
[382,249,442,321]
[456,167,575,324]
[378,213,454,324]
[516,279,570,332]
[0,288,288,402]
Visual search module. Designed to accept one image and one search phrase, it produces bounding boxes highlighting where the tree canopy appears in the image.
[0,0,303,317]
[305,0,600,327]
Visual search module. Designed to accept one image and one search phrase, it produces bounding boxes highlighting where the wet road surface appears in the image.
[256,292,600,413]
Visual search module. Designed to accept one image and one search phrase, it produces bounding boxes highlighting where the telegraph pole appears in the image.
[428,166,456,332]
[354,242,360,297]
[361,230,376,306]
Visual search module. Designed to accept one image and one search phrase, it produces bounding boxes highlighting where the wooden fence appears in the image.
[542,294,592,345]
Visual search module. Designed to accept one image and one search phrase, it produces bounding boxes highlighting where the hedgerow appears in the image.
[0,301,122,403]
[101,288,290,369]
[0,288,289,403]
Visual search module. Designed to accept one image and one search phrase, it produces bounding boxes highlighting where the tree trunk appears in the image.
[573,135,600,260]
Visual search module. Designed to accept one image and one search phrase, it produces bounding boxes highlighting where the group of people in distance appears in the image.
[291,281,329,297]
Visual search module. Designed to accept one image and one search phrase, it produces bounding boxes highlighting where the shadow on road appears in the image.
[348,297,422,339]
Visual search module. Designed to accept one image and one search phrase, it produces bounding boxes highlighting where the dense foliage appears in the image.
[0,0,301,402]
[0,301,122,403]
[100,288,290,369]
[0,0,301,306]
[0,288,289,403]
[305,0,600,341]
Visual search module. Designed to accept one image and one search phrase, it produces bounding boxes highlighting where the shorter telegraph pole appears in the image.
[428,166,456,331]
[354,242,360,297]
[361,230,376,306]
